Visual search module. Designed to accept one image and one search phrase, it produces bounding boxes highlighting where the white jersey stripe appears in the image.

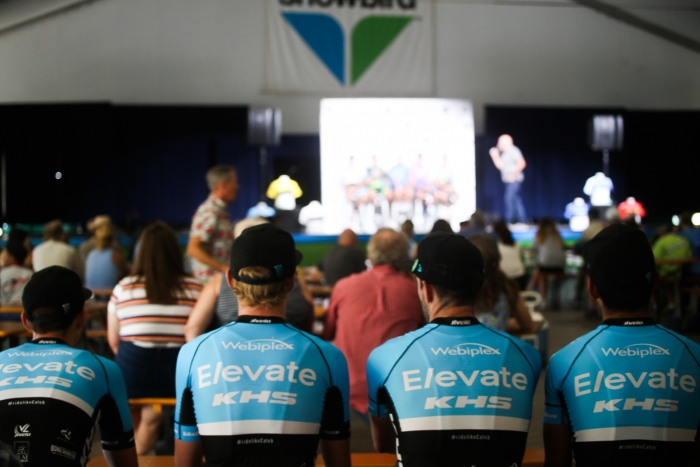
[197,420,320,436]
[0,388,94,416]
[399,415,530,432]
[120,323,186,336]
[575,426,697,442]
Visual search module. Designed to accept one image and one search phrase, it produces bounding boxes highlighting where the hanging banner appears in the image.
[266,0,434,95]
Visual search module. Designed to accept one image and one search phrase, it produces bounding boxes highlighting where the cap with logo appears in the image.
[397,232,485,295]
[230,224,303,285]
[585,223,655,304]
[22,266,92,323]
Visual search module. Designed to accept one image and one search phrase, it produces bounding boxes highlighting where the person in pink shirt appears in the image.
[324,228,425,422]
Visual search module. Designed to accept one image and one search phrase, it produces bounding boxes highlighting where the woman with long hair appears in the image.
[468,234,534,333]
[107,221,203,454]
[528,216,566,308]
[492,220,526,290]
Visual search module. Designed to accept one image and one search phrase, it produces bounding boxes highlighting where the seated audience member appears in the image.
[7,228,32,268]
[652,224,691,280]
[493,219,526,290]
[317,229,366,285]
[677,210,700,276]
[430,219,453,233]
[32,220,83,278]
[174,224,351,467]
[79,215,121,263]
[468,233,534,333]
[579,209,605,244]
[0,266,137,467]
[652,224,691,312]
[184,219,314,339]
[324,228,424,422]
[458,209,488,237]
[528,216,566,308]
[367,233,542,466]
[401,220,418,259]
[0,240,32,304]
[85,220,129,290]
[108,221,203,454]
[544,224,700,467]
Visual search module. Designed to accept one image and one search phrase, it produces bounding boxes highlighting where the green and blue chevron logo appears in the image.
[282,12,414,86]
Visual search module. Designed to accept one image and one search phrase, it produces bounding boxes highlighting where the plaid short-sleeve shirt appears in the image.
[189,195,233,283]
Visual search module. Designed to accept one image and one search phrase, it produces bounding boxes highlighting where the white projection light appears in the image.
[320,98,475,234]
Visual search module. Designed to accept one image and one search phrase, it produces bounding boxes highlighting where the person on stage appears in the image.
[489,134,527,224]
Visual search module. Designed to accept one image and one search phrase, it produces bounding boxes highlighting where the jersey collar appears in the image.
[603,317,656,326]
[236,315,286,324]
[31,338,69,345]
[430,317,480,326]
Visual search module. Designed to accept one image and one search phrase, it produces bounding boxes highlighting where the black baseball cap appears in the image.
[398,232,485,294]
[230,224,303,285]
[585,223,655,307]
[22,266,92,323]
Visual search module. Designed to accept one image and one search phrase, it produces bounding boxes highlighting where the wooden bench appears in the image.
[128,398,177,414]
[88,449,546,466]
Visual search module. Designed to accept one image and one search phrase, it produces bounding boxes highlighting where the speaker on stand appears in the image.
[588,114,623,175]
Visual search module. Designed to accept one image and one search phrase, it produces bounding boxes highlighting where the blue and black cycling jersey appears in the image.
[0,338,134,467]
[367,317,542,467]
[174,315,350,467]
[545,317,700,466]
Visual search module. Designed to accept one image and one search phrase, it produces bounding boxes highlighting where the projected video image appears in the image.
[321,99,476,234]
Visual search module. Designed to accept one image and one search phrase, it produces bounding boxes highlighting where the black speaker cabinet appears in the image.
[248,108,282,147]
[588,115,623,151]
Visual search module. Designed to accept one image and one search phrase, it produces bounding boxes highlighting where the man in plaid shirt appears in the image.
[187,165,239,284]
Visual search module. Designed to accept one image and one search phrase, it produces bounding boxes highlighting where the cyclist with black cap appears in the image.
[366,232,542,467]
[544,223,700,466]
[0,266,137,467]
[174,224,351,467]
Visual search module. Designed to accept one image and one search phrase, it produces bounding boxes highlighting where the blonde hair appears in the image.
[232,266,292,307]
[535,217,563,246]
[95,223,114,250]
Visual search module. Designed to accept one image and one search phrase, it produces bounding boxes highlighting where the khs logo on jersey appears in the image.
[431,343,501,357]
[601,344,670,358]
[212,390,297,406]
[222,339,294,352]
[14,424,30,437]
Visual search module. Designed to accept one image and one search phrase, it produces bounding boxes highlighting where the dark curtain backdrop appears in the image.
[0,104,255,226]
[482,106,700,223]
[624,110,700,221]
[3,104,698,228]
[481,106,629,222]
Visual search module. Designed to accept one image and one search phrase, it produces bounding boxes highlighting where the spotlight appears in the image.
[55,172,62,180]
[692,213,700,226]
[672,215,680,227]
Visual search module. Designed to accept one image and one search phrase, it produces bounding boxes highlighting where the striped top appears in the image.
[108,275,203,348]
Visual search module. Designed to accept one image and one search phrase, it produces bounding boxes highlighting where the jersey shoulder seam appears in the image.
[560,326,608,389]
[379,326,437,393]
[656,325,700,370]
[482,325,537,379]
[286,324,334,386]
